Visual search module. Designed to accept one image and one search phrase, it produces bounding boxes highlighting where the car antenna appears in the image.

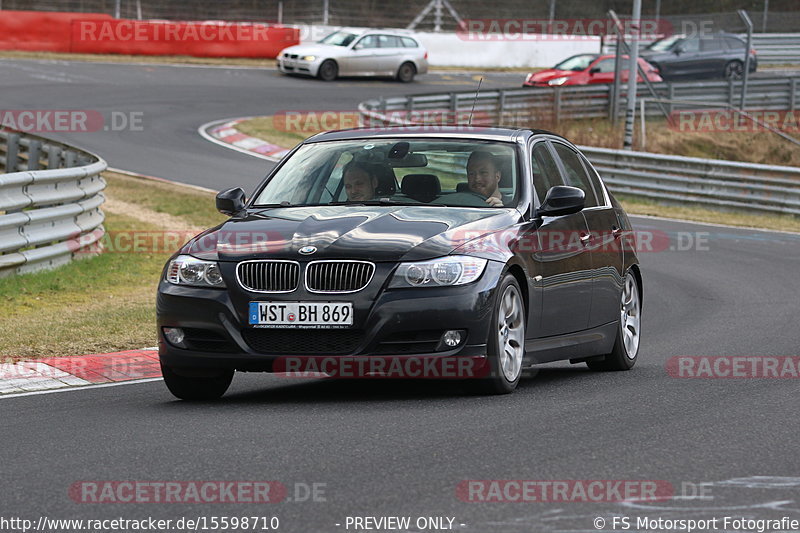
[468,77,483,126]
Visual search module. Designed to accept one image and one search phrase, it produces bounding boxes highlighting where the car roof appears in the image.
[304,126,567,144]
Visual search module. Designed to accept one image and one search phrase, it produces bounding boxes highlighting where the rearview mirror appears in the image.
[536,186,585,217]
[216,187,246,216]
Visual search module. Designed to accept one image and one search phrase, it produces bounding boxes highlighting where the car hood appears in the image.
[181,205,520,263]
[528,69,575,83]
[279,43,344,57]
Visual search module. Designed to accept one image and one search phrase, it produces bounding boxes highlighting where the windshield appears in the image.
[646,35,683,51]
[553,54,598,71]
[318,31,358,47]
[252,139,519,209]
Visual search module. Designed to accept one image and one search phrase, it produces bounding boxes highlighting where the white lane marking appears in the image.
[0,58,276,71]
[197,117,283,162]
[630,214,800,236]
[0,378,163,400]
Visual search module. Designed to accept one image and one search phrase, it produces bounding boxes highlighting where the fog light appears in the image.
[163,327,185,347]
[442,330,463,348]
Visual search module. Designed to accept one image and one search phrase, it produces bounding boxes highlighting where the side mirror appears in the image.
[589,67,601,75]
[673,46,684,55]
[536,186,585,217]
[216,187,246,216]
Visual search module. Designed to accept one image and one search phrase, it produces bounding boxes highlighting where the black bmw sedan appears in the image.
[157,127,642,399]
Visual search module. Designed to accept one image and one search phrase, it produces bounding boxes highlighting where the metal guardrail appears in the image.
[359,95,800,216]
[603,33,800,67]
[0,131,107,277]
[362,76,800,126]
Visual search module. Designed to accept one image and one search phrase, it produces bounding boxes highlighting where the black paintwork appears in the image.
[157,127,641,372]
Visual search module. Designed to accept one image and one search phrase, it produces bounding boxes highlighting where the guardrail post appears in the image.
[667,84,674,116]
[497,90,506,126]
[27,140,42,171]
[6,133,20,172]
[554,87,562,125]
[727,79,735,106]
[64,150,77,168]
[47,144,63,170]
[791,78,797,111]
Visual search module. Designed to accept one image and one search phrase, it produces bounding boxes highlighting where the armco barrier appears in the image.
[0,131,107,277]
[359,95,800,216]
[361,76,800,126]
[0,10,298,58]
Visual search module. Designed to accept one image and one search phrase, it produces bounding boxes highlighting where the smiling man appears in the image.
[343,161,378,201]
[466,150,504,207]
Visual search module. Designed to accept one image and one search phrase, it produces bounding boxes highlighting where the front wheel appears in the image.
[470,274,526,394]
[317,59,338,81]
[396,62,416,83]
[587,271,641,371]
[161,362,234,400]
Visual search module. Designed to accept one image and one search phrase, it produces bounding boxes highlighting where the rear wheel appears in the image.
[723,60,744,80]
[160,362,233,400]
[471,274,526,394]
[317,59,338,81]
[396,62,416,83]
[587,271,641,371]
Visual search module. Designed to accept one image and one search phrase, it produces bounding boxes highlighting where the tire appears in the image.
[723,60,744,81]
[470,274,526,394]
[396,62,416,83]
[317,59,338,81]
[160,362,234,400]
[587,271,641,371]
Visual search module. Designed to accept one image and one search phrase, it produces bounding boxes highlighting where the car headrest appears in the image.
[364,163,396,196]
[456,182,470,192]
[401,174,441,203]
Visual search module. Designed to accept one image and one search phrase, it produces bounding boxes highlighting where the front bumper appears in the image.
[157,260,505,376]
[278,57,320,76]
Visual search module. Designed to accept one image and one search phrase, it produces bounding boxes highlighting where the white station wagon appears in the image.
[278,29,429,82]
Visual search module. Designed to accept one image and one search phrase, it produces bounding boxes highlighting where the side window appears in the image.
[724,36,745,50]
[531,143,564,203]
[701,37,724,51]
[379,35,402,48]
[680,37,700,53]
[592,58,616,73]
[579,154,607,206]
[355,35,379,49]
[401,37,419,48]
[552,143,600,207]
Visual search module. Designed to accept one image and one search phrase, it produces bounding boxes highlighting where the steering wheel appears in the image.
[431,191,491,207]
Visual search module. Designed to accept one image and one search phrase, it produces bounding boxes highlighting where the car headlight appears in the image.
[301,55,316,61]
[548,76,569,86]
[166,255,226,288]
[388,256,487,289]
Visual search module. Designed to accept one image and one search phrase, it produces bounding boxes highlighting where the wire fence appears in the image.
[4,1,800,33]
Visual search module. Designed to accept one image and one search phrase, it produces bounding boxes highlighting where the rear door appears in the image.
[344,34,381,75]
[376,35,405,75]
[697,35,728,77]
[527,141,593,337]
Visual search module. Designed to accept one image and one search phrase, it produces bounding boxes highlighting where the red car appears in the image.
[523,53,663,87]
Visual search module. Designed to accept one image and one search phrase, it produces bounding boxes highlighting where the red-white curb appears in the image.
[202,117,290,161]
[0,349,161,395]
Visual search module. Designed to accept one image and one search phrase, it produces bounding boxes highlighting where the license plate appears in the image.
[248,302,353,328]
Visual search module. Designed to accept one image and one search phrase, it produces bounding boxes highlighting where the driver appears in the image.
[343,161,378,201]
[466,150,504,207]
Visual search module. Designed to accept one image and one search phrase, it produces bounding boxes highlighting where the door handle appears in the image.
[612,225,622,238]
[580,233,591,245]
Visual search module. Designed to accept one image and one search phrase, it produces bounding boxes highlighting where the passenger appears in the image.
[466,150,504,207]
[343,161,378,201]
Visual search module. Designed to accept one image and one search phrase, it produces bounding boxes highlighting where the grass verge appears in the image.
[235,114,800,232]
[0,171,225,360]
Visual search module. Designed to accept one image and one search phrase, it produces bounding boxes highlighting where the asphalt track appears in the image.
[1,59,800,532]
